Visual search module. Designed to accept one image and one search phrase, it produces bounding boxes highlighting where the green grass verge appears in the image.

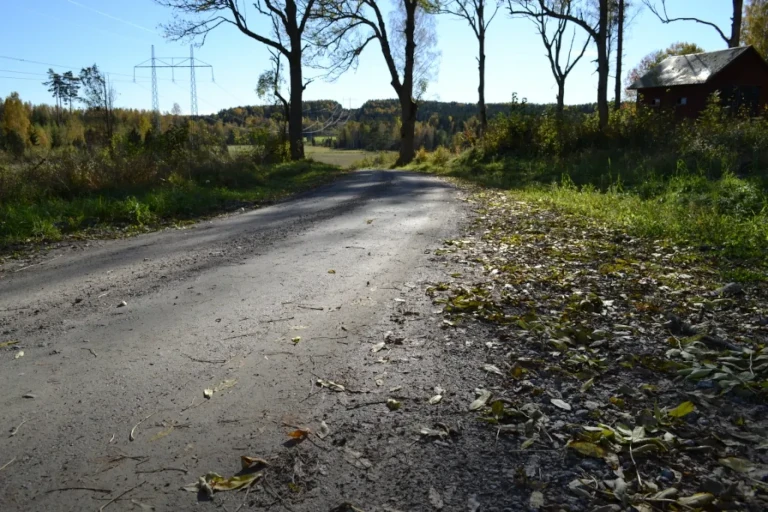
[0,160,345,249]
[411,153,768,279]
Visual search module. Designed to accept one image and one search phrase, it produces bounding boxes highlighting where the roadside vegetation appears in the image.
[411,99,768,275]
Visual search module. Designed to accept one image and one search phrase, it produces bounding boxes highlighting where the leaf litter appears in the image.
[425,191,768,510]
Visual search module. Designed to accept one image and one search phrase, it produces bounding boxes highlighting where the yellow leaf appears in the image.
[719,457,754,473]
[567,441,607,458]
[213,379,237,393]
[241,456,269,470]
[292,336,301,344]
[14,351,24,359]
[328,269,336,274]
[208,472,263,491]
[667,401,695,418]
[0,340,18,348]
[287,429,311,439]
[150,425,174,442]
[677,493,714,507]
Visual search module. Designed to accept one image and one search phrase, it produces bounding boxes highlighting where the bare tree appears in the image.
[155,0,317,161]
[510,0,589,116]
[510,0,611,129]
[313,0,439,164]
[643,0,743,48]
[440,0,501,133]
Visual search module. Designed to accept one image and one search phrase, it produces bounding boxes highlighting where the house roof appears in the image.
[628,46,756,90]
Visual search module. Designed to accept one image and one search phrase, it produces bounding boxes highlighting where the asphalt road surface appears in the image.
[0,170,466,511]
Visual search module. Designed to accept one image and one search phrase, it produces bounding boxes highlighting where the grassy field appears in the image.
[228,145,397,169]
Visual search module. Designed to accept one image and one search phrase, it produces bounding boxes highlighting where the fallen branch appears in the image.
[99,481,146,512]
[81,348,97,358]
[297,305,324,311]
[0,457,16,472]
[129,412,156,442]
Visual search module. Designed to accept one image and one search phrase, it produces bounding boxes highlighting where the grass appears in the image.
[229,145,397,169]
[0,160,345,249]
[411,151,768,277]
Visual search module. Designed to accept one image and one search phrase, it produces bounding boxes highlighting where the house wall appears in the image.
[635,50,768,118]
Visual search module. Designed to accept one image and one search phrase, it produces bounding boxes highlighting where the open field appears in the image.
[228,145,396,168]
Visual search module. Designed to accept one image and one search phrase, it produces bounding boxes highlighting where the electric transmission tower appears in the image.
[134,45,214,119]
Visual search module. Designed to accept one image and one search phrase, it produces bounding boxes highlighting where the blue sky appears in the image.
[0,0,735,114]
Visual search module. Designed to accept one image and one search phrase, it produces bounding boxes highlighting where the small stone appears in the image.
[575,409,589,417]
[584,400,600,410]
[659,468,675,482]
[117,301,127,308]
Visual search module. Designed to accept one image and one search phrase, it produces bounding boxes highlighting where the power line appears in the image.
[0,75,43,81]
[65,0,159,35]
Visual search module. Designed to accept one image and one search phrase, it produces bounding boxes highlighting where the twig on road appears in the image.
[46,486,112,494]
[313,336,348,340]
[261,316,295,323]
[135,467,188,475]
[224,332,258,340]
[99,481,146,512]
[297,305,324,311]
[9,419,28,437]
[181,353,226,364]
[129,412,156,442]
[0,457,16,472]
[81,347,97,358]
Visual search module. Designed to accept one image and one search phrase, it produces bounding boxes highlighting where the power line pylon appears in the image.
[134,46,213,118]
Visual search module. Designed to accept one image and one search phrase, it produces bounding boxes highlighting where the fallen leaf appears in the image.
[529,491,545,510]
[551,398,572,411]
[420,427,447,438]
[184,471,263,493]
[149,425,174,442]
[0,340,19,348]
[317,421,330,440]
[328,270,336,274]
[366,219,373,224]
[667,401,695,418]
[429,395,443,405]
[387,399,402,411]
[521,437,537,449]
[14,351,24,359]
[343,448,372,469]
[371,342,385,353]
[580,378,595,393]
[719,457,754,474]
[203,388,213,399]
[482,364,504,376]
[292,336,301,344]
[287,428,311,440]
[317,379,345,392]
[677,493,714,507]
[240,456,269,470]
[470,389,492,411]
[130,499,155,511]
[567,441,607,458]
[117,301,127,308]
[429,487,444,509]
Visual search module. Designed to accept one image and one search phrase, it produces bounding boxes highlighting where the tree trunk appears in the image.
[396,1,418,165]
[597,0,609,129]
[399,96,417,165]
[614,0,624,110]
[288,53,305,161]
[556,80,565,117]
[478,8,488,134]
[731,0,743,47]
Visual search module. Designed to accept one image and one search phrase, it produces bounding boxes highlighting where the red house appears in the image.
[628,46,768,117]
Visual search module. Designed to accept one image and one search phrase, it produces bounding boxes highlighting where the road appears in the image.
[0,170,466,511]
